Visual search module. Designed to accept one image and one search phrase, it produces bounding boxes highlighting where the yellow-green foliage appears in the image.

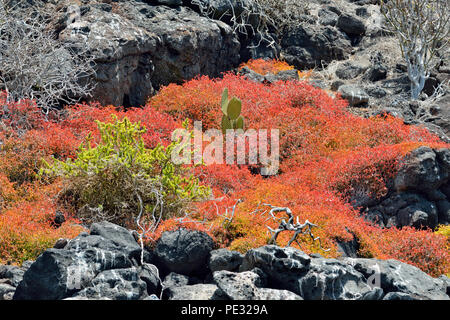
[41,116,210,227]
[435,225,450,238]
[435,225,450,276]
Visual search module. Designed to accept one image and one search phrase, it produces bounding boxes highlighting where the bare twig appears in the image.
[413,80,448,123]
[381,0,450,100]
[0,0,96,113]
[191,0,309,56]
[261,204,330,252]
[218,198,242,227]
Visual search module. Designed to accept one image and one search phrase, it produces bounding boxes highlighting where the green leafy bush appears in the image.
[435,225,450,238]
[40,116,210,227]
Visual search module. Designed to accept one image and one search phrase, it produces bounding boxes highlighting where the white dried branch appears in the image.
[262,203,330,252]
[381,0,450,100]
[135,182,164,265]
[217,198,242,227]
[0,0,96,114]
[191,0,309,54]
[413,80,448,123]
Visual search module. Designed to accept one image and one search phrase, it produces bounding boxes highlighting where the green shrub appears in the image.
[40,116,210,228]
[435,225,450,238]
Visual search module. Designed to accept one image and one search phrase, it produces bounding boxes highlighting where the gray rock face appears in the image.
[337,14,366,37]
[139,263,163,295]
[0,261,32,299]
[239,245,311,294]
[397,202,438,229]
[255,288,303,300]
[213,270,302,300]
[238,246,448,300]
[364,63,388,82]
[58,2,240,107]
[156,0,183,6]
[395,147,448,193]
[281,24,352,69]
[8,226,449,300]
[209,249,244,272]
[428,95,450,140]
[89,221,141,254]
[123,4,240,89]
[213,270,261,300]
[71,267,149,300]
[439,275,450,295]
[0,283,16,300]
[298,258,383,300]
[338,85,370,106]
[367,193,438,228]
[12,223,159,300]
[162,272,190,289]
[59,3,158,107]
[13,231,138,300]
[436,200,450,224]
[349,259,449,300]
[335,62,368,80]
[364,147,450,228]
[53,238,69,249]
[165,283,226,300]
[193,0,256,22]
[318,8,339,27]
[154,228,215,276]
[382,292,415,300]
[0,265,26,287]
[365,86,387,98]
[14,248,93,300]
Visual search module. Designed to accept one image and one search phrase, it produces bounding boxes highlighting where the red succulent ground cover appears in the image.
[239,59,295,75]
[0,60,448,276]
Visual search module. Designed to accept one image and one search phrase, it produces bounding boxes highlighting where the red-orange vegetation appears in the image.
[239,59,295,75]
[0,181,84,264]
[0,59,449,276]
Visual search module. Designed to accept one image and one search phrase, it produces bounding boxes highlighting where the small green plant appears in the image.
[435,225,450,238]
[40,115,210,228]
[220,88,245,133]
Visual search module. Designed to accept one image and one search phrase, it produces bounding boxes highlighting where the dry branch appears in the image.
[381,0,450,99]
[0,0,96,112]
[261,204,330,252]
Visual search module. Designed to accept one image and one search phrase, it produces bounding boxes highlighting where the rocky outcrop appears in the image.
[338,84,370,106]
[13,221,161,300]
[364,147,450,229]
[278,0,383,70]
[238,245,381,300]
[56,0,240,107]
[164,283,226,300]
[212,269,303,300]
[209,248,244,272]
[0,262,32,300]
[36,0,449,137]
[281,24,353,70]
[153,228,215,276]
[349,258,449,300]
[264,1,450,142]
[4,225,448,300]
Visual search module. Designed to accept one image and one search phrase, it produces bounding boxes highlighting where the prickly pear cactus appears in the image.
[220,88,245,133]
